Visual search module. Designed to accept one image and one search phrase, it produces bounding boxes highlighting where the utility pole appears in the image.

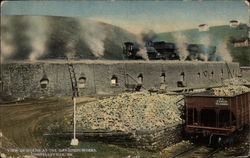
[70,97,78,146]
[68,57,79,146]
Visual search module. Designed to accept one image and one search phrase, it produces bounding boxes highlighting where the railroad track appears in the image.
[171,145,222,158]
[170,144,199,158]
[204,147,223,158]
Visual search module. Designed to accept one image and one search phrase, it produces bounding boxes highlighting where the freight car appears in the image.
[152,41,179,60]
[184,91,250,144]
[186,44,218,61]
[123,41,178,60]
[123,42,142,60]
[123,41,219,61]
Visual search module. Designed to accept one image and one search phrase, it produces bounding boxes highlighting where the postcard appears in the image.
[1,1,250,158]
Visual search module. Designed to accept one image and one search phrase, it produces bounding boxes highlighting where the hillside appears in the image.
[157,25,248,45]
[1,15,138,60]
[156,25,249,66]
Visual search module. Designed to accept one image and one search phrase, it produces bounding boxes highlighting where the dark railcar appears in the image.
[186,44,217,61]
[123,42,142,59]
[123,41,218,61]
[153,41,180,60]
[184,91,250,136]
[123,41,180,60]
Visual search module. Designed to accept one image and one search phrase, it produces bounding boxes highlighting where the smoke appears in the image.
[141,30,157,43]
[1,40,15,59]
[137,47,149,60]
[199,53,209,61]
[1,18,16,59]
[198,32,232,62]
[136,30,158,60]
[65,40,76,59]
[79,21,106,58]
[199,34,211,47]
[1,15,136,60]
[27,17,49,60]
[1,16,32,60]
[198,33,211,61]
[216,42,232,62]
[172,33,189,60]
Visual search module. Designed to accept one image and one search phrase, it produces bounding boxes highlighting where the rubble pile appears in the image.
[75,92,183,132]
[222,78,249,86]
[213,78,250,96]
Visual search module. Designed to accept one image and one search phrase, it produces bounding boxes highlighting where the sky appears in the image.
[1,0,249,33]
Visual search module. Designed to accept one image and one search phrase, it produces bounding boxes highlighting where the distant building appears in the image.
[198,24,209,32]
[233,38,249,48]
[229,20,240,28]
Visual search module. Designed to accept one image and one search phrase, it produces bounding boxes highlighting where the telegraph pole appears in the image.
[68,57,79,146]
[70,97,78,146]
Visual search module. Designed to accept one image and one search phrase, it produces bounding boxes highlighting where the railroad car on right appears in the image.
[184,87,250,145]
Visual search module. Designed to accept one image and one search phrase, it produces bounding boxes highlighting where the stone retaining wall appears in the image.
[53,122,182,151]
[1,60,240,99]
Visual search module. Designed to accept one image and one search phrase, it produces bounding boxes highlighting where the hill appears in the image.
[156,25,248,45]
[1,15,137,60]
[156,25,249,66]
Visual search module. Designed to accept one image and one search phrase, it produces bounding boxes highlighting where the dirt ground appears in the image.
[1,97,249,158]
[0,97,96,148]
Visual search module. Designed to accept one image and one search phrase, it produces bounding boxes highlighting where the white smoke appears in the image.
[172,33,189,60]
[137,47,149,60]
[65,40,76,59]
[135,30,157,60]
[199,34,211,47]
[1,17,16,59]
[199,53,209,61]
[1,40,15,59]
[216,42,232,62]
[27,17,49,60]
[79,21,106,58]
[198,34,213,61]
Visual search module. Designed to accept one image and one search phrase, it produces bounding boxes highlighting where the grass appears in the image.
[156,24,250,66]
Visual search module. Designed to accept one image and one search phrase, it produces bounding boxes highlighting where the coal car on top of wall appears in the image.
[184,91,250,137]
[123,41,219,61]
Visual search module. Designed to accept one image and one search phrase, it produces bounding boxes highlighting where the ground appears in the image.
[0,97,249,158]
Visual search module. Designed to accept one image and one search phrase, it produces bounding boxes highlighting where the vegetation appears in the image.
[157,24,249,66]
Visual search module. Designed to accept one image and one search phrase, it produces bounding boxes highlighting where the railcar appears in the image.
[184,90,250,144]
[123,41,218,61]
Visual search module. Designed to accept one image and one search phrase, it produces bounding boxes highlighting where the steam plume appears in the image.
[172,33,189,60]
[27,17,49,60]
[1,15,135,60]
[141,30,157,43]
[1,17,15,59]
[137,47,149,60]
[198,34,211,61]
[216,42,232,62]
[80,21,106,58]
[1,16,32,60]
[136,30,157,60]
